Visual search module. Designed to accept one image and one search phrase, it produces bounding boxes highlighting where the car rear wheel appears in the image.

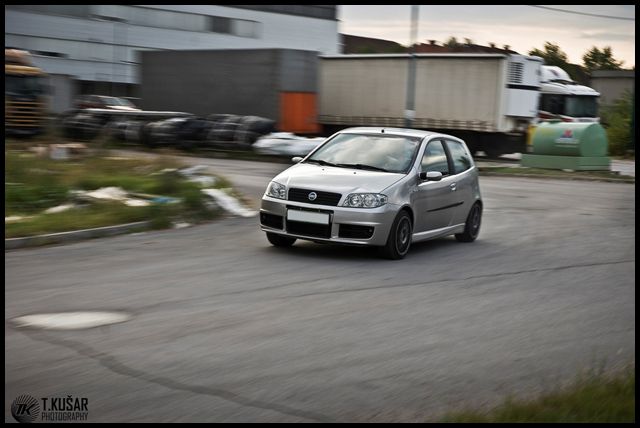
[379,210,412,260]
[266,232,296,247]
[455,202,482,242]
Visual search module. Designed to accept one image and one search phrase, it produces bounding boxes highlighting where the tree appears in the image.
[528,42,569,68]
[600,90,633,156]
[528,41,584,81]
[582,46,624,72]
[444,36,459,48]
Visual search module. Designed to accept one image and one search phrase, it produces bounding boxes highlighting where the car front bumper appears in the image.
[260,196,399,246]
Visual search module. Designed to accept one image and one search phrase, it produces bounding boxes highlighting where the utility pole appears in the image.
[111,20,117,96]
[404,5,419,128]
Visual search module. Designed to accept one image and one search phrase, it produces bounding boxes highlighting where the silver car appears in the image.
[260,127,482,259]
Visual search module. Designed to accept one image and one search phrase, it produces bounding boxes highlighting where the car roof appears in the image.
[337,127,458,141]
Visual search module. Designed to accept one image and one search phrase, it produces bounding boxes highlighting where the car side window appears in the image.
[445,140,472,174]
[421,140,450,175]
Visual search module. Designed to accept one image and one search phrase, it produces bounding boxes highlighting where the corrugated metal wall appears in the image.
[140,49,318,128]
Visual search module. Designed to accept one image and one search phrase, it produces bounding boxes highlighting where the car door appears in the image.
[443,139,476,225]
[412,139,458,233]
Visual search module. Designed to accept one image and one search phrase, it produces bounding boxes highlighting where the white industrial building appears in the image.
[5,5,339,112]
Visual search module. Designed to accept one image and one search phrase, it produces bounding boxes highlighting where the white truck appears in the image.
[318,54,599,157]
[538,65,600,123]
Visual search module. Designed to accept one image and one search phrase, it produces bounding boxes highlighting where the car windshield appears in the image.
[5,75,44,95]
[306,133,421,174]
[101,97,122,106]
[118,98,136,107]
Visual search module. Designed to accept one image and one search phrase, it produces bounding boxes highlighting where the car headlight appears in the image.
[266,181,286,199]
[342,193,388,208]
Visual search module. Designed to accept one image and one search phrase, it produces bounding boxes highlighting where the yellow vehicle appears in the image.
[5,49,48,136]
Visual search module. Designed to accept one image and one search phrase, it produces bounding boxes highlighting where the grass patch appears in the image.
[5,149,228,238]
[439,367,635,423]
[5,202,150,238]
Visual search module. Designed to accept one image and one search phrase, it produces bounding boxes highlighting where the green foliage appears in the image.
[529,42,569,67]
[600,91,633,155]
[181,185,219,221]
[529,42,586,81]
[583,46,624,72]
[5,203,150,238]
[444,36,459,48]
[5,151,225,237]
[440,367,635,423]
[148,170,185,195]
[5,182,70,214]
[146,204,175,230]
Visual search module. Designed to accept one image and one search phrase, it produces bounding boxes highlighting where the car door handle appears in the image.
[450,183,457,191]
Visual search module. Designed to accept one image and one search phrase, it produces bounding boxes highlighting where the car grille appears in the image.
[6,100,45,127]
[288,188,342,206]
[286,221,331,238]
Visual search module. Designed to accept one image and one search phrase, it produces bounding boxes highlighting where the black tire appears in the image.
[379,210,413,260]
[266,232,296,247]
[455,202,482,242]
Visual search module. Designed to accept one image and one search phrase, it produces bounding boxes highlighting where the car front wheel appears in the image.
[380,210,412,260]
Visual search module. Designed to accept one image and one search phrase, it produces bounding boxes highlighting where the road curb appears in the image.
[5,221,150,250]
[478,171,635,184]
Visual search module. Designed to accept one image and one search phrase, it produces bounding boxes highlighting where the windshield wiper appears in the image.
[336,163,390,172]
[306,159,338,167]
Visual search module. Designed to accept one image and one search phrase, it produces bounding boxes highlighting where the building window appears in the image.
[229,5,337,20]
[32,51,68,58]
[232,19,259,38]
[9,5,262,38]
[210,16,259,38]
[210,16,232,34]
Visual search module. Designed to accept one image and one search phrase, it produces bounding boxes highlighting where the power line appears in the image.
[528,5,635,21]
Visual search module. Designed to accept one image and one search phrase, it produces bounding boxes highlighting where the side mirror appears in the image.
[419,171,443,181]
[291,156,303,163]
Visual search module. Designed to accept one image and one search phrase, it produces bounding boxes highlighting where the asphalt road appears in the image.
[5,155,635,422]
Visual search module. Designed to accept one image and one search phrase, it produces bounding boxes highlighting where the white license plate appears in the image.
[287,209,330,225]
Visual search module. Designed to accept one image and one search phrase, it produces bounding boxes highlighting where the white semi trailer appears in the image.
[318,53,596,157]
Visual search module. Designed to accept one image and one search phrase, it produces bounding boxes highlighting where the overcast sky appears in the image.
[338,5,635,68]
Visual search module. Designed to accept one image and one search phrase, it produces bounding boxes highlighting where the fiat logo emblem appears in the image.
[308,192,317,201]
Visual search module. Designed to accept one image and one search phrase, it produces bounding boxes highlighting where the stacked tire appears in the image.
[60,112,103,141]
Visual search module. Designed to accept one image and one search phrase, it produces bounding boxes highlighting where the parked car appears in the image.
[253,132,325,156]
[259,127,482,259]
[75,95,140,111]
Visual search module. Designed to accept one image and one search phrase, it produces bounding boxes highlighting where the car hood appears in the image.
[274,163,406,194]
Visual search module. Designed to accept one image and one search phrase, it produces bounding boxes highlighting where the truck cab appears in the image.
[5,49,48,136]
[538,66,600,123]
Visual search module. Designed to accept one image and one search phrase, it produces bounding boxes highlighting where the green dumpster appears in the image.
[521,122,610,170]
